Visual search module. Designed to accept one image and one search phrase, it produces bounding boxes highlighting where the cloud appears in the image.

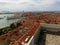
[0,0,60,11]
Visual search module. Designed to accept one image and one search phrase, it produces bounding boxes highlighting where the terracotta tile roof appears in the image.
[0,12,60,45]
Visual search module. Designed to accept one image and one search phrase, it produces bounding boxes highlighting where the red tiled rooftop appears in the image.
[10,21,40,45]
[0,12,60,45]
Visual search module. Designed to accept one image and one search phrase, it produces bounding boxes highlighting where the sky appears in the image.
[0,0,60,12]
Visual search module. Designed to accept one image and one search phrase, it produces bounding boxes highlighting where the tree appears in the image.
[10,23,16,29]
[0,29,3,35]
[16,22,22,27]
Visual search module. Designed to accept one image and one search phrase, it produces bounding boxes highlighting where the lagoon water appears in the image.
[0,14,20,28]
